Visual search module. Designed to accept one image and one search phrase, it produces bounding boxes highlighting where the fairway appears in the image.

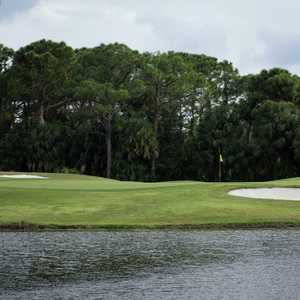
[0,172,300,229]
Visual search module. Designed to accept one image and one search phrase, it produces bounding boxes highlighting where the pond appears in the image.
[0,230,299,299]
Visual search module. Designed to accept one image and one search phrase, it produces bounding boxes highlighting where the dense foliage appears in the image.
[1,40,300,181]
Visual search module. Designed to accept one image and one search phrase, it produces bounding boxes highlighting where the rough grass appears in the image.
[0,172,300,229]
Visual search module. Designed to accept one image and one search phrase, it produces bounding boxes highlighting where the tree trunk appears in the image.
[39,102,45,126]
[247,122,253,144]
[105,115,112,178]
[151,156,156,180]
[151,109,159,181]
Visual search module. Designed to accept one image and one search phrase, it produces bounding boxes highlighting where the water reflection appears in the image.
[0,230,299,299]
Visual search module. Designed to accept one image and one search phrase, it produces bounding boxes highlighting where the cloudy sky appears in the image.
[0,0,299,74]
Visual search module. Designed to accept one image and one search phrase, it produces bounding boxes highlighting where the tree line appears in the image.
[0,39,300,181]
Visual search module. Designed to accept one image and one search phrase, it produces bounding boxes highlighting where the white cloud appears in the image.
[1,0,300,74]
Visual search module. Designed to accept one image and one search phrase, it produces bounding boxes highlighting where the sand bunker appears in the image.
[0,174,48,179]
[229,188,300,201]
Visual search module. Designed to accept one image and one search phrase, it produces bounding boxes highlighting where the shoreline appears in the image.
[1,222,300,232]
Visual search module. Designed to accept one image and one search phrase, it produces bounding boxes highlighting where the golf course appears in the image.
[0,172,300,229]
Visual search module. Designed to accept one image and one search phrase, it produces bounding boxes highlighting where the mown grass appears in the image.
[0,172,300,229]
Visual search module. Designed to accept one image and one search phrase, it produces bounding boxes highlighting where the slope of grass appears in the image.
[0,172,300,229]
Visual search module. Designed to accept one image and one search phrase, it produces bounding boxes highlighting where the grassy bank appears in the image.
[0,172,300,230]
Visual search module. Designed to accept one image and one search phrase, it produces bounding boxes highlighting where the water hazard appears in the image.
[0,230,299,299]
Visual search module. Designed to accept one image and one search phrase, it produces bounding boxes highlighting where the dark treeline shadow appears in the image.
[0,40,300,182]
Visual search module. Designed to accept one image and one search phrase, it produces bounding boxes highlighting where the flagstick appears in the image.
[219,159,222,182]
[218,148,222,182]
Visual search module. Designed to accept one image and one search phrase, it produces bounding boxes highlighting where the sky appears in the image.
[0,0,299,75]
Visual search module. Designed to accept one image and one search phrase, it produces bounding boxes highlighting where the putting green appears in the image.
[0,172,300,229]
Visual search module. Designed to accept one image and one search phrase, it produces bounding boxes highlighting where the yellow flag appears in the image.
[219,153,224,163]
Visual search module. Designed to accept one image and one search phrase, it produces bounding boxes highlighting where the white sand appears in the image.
[229,188,300,201]
[0,174,48,179]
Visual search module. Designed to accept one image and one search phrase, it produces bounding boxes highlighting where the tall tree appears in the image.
[0,44,14,135]
[75,43,140,178]
[10,39,75,126]
[140,52,190,180]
